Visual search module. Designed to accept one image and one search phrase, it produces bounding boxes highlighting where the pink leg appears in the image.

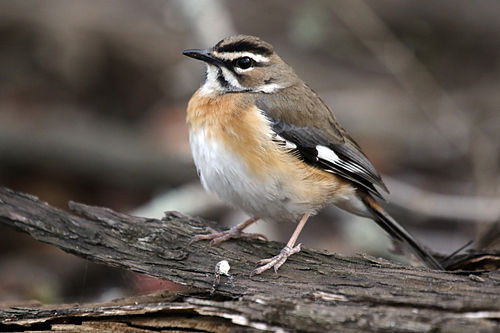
[251,212,311,275]
[190,216,267,245]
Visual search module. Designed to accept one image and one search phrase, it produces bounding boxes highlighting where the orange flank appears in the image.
[187,89,355,208]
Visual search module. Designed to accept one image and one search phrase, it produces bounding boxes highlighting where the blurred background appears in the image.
[0,0,499,303]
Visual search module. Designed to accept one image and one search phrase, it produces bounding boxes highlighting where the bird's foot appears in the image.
[251,244,302,275]
[190,226,267,246]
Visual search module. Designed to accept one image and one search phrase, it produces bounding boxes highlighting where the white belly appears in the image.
[189,128,305,222]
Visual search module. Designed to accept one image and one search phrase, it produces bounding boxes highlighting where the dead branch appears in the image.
[0,186,499,332]
[385,176,500,222]
[0,121,196,189]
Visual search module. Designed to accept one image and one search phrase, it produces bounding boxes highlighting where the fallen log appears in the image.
[0,186,498,332]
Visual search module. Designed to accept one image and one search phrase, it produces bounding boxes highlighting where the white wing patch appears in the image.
[275,134,297,149]
[266,119,386,196]
[316,145,366,174]
[316,145,340,163]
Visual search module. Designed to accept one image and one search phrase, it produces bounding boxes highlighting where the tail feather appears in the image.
[362,195,443,270]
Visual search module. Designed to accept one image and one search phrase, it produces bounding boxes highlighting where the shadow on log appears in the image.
[0,186,499,332]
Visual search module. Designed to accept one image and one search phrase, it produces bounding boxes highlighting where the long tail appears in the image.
[362,194,444,270]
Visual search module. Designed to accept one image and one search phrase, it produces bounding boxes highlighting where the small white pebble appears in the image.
[216,260,230,275]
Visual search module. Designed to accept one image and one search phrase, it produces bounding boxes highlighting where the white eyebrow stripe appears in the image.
[212,51,270,63]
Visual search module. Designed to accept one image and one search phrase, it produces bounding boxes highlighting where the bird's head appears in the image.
[183,35,298,94]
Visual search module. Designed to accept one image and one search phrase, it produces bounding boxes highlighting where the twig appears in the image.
[329,0,499,201]
[385,176,500,222]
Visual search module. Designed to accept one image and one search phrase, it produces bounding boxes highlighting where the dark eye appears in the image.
[234,57,254,69]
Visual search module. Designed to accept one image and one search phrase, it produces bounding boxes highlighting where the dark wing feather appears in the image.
[272,119,386,198]
[255,86,388,198]
[256,86,444,270]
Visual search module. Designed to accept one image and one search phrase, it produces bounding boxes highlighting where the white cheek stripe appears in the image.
[198,60,283,95]
[213,51,270,63]
[220,67,243,89]
[199,64,222,95]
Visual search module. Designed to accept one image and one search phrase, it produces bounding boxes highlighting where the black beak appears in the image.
[182,49,221,66]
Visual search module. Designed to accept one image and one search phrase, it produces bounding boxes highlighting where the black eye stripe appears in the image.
[221,58,266,68]
[215,40,273,56]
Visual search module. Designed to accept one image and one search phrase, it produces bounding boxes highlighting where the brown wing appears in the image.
[255,83,388,198]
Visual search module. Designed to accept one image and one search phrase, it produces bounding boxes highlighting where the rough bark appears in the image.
[0,186,499,332]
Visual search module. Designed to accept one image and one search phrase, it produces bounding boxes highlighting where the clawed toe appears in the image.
[190,225,267,246]
[189,217,264,246]
[189,227,220,244]
[251,244,302,276]
[239,232,268,241]
[209,232,234,245]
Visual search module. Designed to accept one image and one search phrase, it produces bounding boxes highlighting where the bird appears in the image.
[182,35,443,275]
